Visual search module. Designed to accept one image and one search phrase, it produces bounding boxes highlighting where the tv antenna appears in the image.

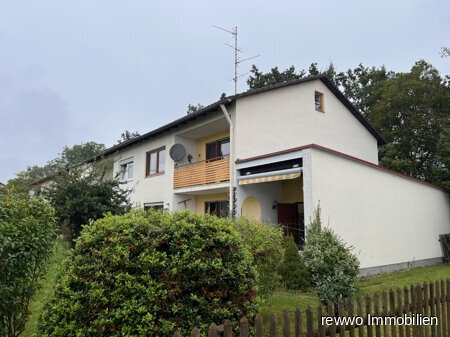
[212,25,260,95]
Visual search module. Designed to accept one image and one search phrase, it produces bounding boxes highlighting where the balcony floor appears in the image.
[173,182,229,195]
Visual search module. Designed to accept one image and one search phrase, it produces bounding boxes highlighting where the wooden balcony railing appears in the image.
[173,157,230,189]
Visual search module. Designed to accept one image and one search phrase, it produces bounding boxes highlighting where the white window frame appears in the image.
[119,157,134,181]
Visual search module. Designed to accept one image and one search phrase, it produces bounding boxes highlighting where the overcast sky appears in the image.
[0,0,449,183]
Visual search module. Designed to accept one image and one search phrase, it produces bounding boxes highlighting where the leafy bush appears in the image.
[278,235,311,291]
[43,165,131,240]
[38,210,258,337]
[0,190,57,337]
[232,217,285,296]
[302,206,359,307]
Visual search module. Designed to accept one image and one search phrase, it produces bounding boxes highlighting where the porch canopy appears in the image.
[238,168,302,185]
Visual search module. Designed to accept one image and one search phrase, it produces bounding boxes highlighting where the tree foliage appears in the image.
[116,130,140,144]
[232,217,285,296]
[186,103,205,115]
[278,235,310,291]
[0,190,57,337]
[38,210,258,337]
[371,61,450,188]
[43,164,131,240]
[6,142,106,194]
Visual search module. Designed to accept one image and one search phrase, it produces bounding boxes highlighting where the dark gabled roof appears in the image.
[85,75,385,163]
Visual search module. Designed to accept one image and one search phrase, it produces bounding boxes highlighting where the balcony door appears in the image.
[206,138,230,162]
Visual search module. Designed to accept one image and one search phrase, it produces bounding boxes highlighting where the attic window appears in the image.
[315,91,324,112]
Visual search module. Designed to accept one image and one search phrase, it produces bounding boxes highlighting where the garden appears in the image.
[1,189,449,337]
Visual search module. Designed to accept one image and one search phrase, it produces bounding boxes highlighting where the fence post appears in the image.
[374,293,381,337]
[269,312,277,337]
[306,306,314,337]
[389,289,397,337]
[417,284,424,337]
[329,302,336,337]
[283,310,290,337]
[240,317,249,337]
[382,291,390,337]
[440,280,447,337]
[366,295,373,337]
[356,297,365,337]
[436,281,442,337]
[338,299,345,337]
[318,304,325,337]
[430,282,436,337]
[348,298,355,337]
[209,323,219,337]
[191,327,200,337]
[255,314,263,337]
[447,279,450,337]
[423,283,430,337]
[295,308,302,337]
[224,320,233,337]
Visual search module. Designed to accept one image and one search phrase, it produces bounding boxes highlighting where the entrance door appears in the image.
[278,203,299,245]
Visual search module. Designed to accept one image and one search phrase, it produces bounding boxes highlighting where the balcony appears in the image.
[174,157,230,189]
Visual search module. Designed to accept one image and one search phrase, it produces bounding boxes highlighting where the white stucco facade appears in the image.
[235,80,379,164]
[306,147,450,271]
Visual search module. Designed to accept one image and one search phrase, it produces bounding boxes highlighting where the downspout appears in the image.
[220,104,234,219]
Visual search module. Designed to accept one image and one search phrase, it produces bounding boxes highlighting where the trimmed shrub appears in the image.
[232,217,285,296]
[302,206,359,307]
[38,210,258,337]
[279,235,311,291]
[0,190,57,337]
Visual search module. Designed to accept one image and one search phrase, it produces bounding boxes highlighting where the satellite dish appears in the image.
[169,143,186,161]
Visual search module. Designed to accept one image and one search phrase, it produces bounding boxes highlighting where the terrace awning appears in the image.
[238,168,302,185]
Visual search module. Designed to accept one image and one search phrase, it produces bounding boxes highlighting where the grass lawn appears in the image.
[22,239,71,337]
[21,238,449,336]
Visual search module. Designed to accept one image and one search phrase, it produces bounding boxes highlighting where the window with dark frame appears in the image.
[205,201,229,218]
[143,203,164,213]
[146,147,166,176]
[315,91,324,112]
[205,137,230,162]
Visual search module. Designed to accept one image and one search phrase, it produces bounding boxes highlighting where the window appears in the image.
[205,200,229,218]
[206,138,230,162]
[146,147,165,176]
[314,91,324,112]
[144,203,164,213]
[119,157,134,181]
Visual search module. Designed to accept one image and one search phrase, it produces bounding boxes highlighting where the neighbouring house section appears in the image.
[306,145,450,275]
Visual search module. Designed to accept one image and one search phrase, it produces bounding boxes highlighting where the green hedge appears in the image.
[38,210,258,337]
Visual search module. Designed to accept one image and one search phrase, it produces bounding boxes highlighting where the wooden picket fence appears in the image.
[173,279,450,337]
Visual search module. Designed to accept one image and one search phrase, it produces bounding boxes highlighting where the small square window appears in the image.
[144,203,164,213]
[315,91,324,112]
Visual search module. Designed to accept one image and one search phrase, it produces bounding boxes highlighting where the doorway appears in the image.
[278,202,305,249]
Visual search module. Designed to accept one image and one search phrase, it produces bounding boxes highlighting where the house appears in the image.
[82,75,449,276]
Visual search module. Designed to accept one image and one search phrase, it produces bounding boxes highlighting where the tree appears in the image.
[0,190,57,337]
[43,164,131,240]
[186,103,204,114]
[278,235,310,291]
[371,60,449,187]
[116,130,140,144]
[336,64,395,118]
[7,142,106,194]
[56,141,105,167]
[246,63,343,90]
